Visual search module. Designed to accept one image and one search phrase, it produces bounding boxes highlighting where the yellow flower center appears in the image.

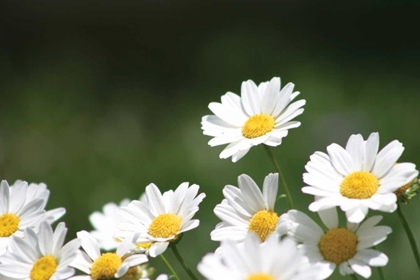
[340,171,379,199]
[30,256,58,280]
[91,253,122,280]
[248,210,279,241]
[0,213,20,237]
[246,273,275,280]
[395,182,411,197]
[242,114,275,139]
[148,214,182,238]
[318,228,357,264]
[136,242,153,249]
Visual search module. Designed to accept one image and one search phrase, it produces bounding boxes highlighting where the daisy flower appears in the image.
[198,233,321,280]
[89,198,131,251]
[13,180,66,226]
[201,77,305,162]
[0,180,46,255]
[117,182,206,257]
[69,231,148,280]
[278,208,391,279]
[0,222,80,280]
[302,132,419,223]
[211,173,279,242]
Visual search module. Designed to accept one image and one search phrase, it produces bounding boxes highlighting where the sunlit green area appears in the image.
[1,1,420,279]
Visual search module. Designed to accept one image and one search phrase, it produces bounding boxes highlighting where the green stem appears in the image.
[171,246,199,280]
[377,267,385,280]
[350,274,358,280]
[396,203,420,272]
[263,145,294,209]
[159,254,180,280]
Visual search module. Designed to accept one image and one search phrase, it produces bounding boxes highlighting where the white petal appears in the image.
[363,132,379,172]
[345,205,368,223]
[318,208,338,229]
[338,261,354,276]
[208,102,246,126]
[241,80,261,115]
[346,134,365,169]
[260,77,280,114]
[271,82,294,117]
[214,204,249,226]
[283,210,324,243]
[211,226,248,241]
[231,148,251,162]
[308,196,343,212]
[353,249,388,266]
[348,258,372,278]
[149,242,169,257]
[238,174,266,212]
[219,139,251,160]
[148,183,168,215]
[70,250,92,274]
[76,231,100,260]
[262,173,278,210]
[372,140,404,178]
[0,181,10,213]
[327,144,355,175]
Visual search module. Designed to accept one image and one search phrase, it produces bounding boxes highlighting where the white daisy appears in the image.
[117,182,206,257]
[89,198,131,251]
[201,77,305,162]
[0,222,80,280]
[278,208,391,279]
[198,233,321,280]
[69,231,148,280]
[302,132,419,223]
[13,180,66,226]
[0,180,46,255]
[211,173,279,242]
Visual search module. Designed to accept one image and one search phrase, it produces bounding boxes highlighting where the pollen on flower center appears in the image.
[246,273,275,280]
[242,114,275,139]
[318,228,357,264]
[136,242,153,249]
[248,210,279,241]
[340,171,379,199]
[30,256,58,280]
[91,253,122,280]
[148,213,182,239]
[0,213,20,237]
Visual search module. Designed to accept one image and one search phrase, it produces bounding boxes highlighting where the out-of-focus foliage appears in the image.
[1,1,420,279]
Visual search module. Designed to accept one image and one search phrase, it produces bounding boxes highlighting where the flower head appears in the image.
[302,132,419,223]
[278,208,391,279]
[70,231,148,280]
[117,182,205,257]
[211,173,280,242]
[0,222,80,280]
[201,77,305,162]
[0,180,46,255]
[198,233,321,280]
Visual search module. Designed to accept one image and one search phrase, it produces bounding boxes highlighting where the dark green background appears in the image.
[1,1,420,279]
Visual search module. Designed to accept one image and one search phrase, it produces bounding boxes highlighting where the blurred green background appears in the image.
[1,1,420,279]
